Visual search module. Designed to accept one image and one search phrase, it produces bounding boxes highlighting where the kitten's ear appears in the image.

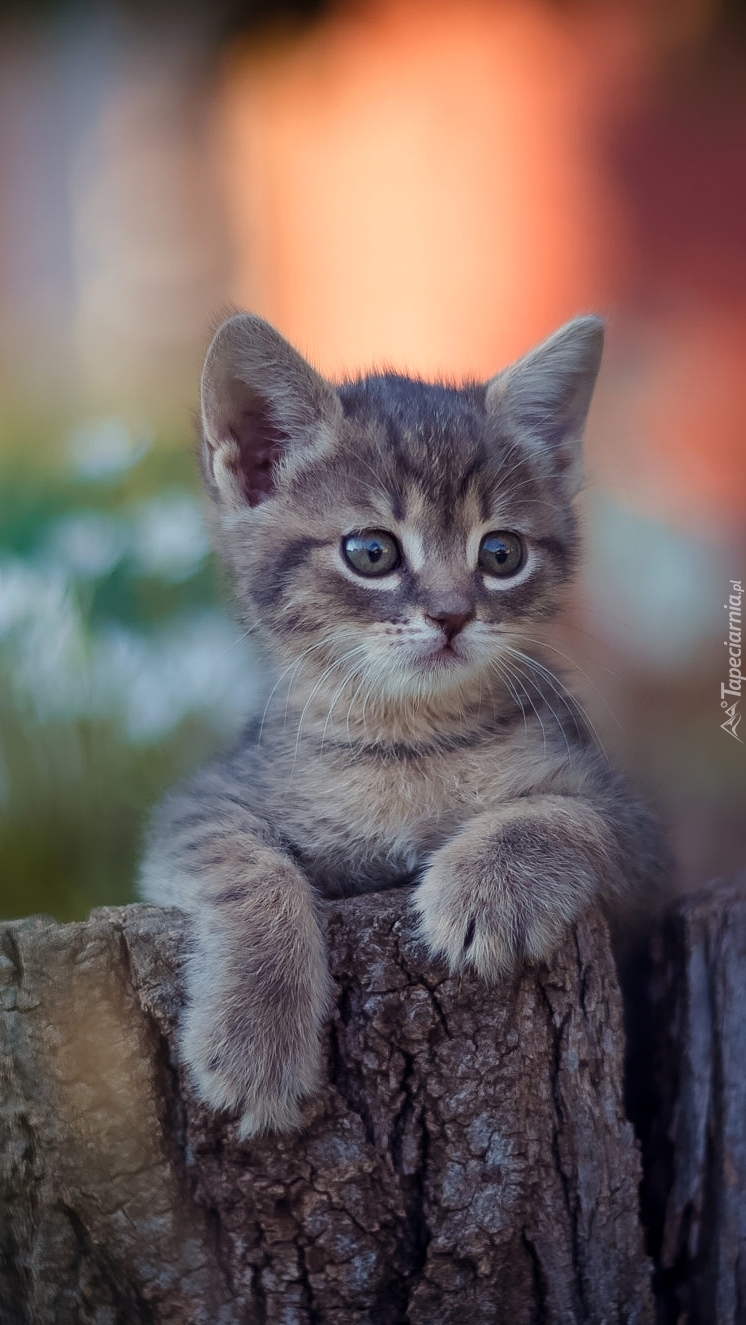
[485,315,604,496]
[200,313,341,508]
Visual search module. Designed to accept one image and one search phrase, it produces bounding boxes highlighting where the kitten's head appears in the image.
[199,312,603,723]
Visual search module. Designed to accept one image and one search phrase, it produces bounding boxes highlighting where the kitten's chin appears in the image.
[388,643,485,701]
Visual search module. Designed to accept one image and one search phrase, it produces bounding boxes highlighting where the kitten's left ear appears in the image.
[486,315,604,496]
[200,313,342,509]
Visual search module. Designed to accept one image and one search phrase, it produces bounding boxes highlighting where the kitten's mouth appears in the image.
[418,638,467,670]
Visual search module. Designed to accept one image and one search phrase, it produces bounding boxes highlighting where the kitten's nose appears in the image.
[427,609,473,641]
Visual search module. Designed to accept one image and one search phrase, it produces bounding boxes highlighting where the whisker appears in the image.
[345,666,375,745]
[290,645,369,775]
[215,622,260,659]
[514,630,623,726]
[347,451,397,512]
[491,438,527,483]
[505,644,608,761]
[547,620,629,685]
[257,638,328,744]
[503,649,574,762]
[321,652,371,749]
[489,657,528,738]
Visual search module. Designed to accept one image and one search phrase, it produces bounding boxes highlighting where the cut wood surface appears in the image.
[0,892,653,1325]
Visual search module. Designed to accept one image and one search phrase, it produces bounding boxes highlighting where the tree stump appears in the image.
[0,892,653,1324]
[643,872,746,1325]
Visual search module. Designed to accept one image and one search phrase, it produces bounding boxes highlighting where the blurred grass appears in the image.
[0,408,243,922]
[0,691,217,921]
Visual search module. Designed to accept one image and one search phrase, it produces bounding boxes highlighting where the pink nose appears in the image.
[426,610,473,641]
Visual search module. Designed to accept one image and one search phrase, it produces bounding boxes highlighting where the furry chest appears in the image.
[277,742,507,867]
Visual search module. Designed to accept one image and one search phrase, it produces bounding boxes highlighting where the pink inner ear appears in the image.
[233,400,288,506]
[244,440,285,504]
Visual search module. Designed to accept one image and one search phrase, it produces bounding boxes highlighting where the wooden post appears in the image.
[642,873,746,1325]
[1,892,654,1323]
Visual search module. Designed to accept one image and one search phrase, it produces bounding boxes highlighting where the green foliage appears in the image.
[0,411,248,922]
[0,691,218,922]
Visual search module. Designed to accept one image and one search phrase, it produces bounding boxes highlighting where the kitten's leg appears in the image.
[414,795,628,980]
[140,783,331,1138]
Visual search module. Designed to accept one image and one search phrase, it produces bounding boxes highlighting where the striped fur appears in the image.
[140,313,668,1136]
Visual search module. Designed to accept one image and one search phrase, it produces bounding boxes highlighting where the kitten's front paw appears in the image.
[414,811,596,981]
[180,966,330,1139]
[414,851,517,980]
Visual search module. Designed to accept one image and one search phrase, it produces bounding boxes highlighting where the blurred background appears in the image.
[0,0,744,921]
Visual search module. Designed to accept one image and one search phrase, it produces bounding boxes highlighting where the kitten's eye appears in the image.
[478,531,524,577]
[342,530,401,577]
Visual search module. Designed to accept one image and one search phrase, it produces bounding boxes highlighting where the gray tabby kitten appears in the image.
[140,312,666,1138]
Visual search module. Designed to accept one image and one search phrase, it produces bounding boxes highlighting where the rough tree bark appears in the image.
[0,891,654,1324]
[642,872,746,1325]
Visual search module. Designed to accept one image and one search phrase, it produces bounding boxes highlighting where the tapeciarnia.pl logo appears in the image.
[721,578,743,742]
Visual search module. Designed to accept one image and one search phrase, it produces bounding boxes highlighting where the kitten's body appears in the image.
[140,314,667,1137]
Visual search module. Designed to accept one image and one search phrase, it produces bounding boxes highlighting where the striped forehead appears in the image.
[350,423,542,541]
[344,419,492,521]
[327,373,549,546]
[326,444,489,564]
[393,482,483,568]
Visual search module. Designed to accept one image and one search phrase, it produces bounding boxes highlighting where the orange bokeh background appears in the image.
[213,0,745,526]
[217,0,629,379]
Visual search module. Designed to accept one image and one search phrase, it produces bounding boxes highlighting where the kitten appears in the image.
[139,312,667,1138]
